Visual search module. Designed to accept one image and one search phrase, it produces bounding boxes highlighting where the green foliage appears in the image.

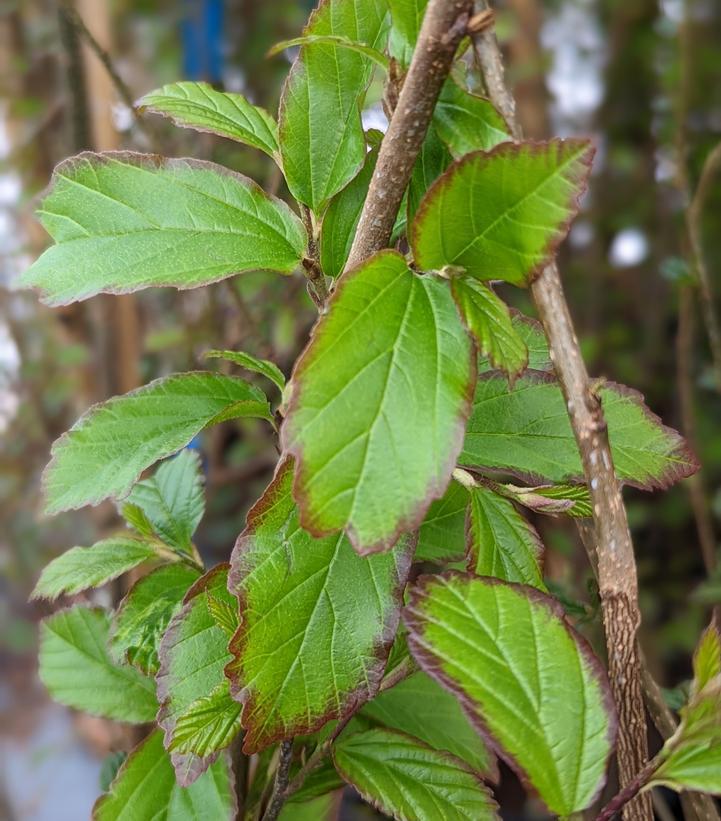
[22,0,708,816]
[405,574,615,815]
[461,373,698,490]
[138,81,279,158]
[433,81,511,158]
[44,372,271,514]
[126,450,205,554]
[450,276,528,379]
[205,349,286,392]
[226,458,413,752]
[279,0,389,211]
[466,484,546,589]
[411,140,593,285]
[320,142,379,277]
[283,250,474,554]
[22,153,306,305]
[333,728,498,820]
[31,538,158,601]
[157,565,240,785]
[110,564,201,675]
[361,671,494,775]
[93,731,235,820]
[650,626,721,794]
[415,479,468,563]
[39,606,157,723]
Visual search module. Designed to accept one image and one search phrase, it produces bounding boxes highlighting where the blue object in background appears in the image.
[181,0,224,84]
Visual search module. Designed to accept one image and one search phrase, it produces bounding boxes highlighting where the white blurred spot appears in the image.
[609,228,648,268]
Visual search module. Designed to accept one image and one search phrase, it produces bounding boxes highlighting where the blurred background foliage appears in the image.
[0,0,720,818]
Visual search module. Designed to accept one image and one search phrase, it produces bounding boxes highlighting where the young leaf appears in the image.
[44,372,271,515]
[157,564,239,785]
[505,483,592,518]
[404,573,616,815]
[433,81,511,158]
[93,730,235,821]
[415,480,469,563]
[22,152,306,306]
[126,450,205,553]
[451,277,528,379]
[279,0,389,211]
[110,563,201,675]
[466,485,545,590]
[411,139,594,286]
[205,349,286,392]
[361,671,495,776]
[320,143,378,277]
[169,684,243,758]
[388,0,428,65]
[31,538,158,601]
[460,372,698,490]
[226,458,414,753]
[333,728,499,821]
[269,34,389,70]
[138,81,279,158]
[408,125,451,225]
[478,312,552,374]
[39,606,157,723]
[651,626,721,795]
[282,250,475,554]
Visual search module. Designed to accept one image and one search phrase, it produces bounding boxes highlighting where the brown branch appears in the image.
[261,740,294,821]
[300,205,330,310]
[595,756,660,821]
[472,5,652,818]
[344,0,474,270]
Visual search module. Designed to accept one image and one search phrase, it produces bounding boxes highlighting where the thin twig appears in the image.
[595,757,661,821]
[472,4,652,818]
[59,1,151,138]
[261,741,294,821]
[345,0,474,270]
[300,205,330,309]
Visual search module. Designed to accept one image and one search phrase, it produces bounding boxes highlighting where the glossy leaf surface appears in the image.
[227,458,413,752]
[22,153,306,305]
[283,250,475,554]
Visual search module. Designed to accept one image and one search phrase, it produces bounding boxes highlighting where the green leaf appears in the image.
[333,728,498,820]
[433,81,510,158]
[408,125,451,225]
[126,450,205,553]
[361,671,495,776]
[169,684,243,758]
[404,573,616,815]
[157,565,239,785]
[279,792,343,821]
[415,480,468,563]
[110,563,201,675]
[282,250,475,554]
[279,0,389,211]
[22,152,305,305]
[138,81,279,158]
[651,626,721,795]
[31,538,157,601]
[205,349,286,392]
[451,277,528,379]
[320,143,378,277]
[39,606,157,723]
[226,458,413,753]
[466,485,545,589]
[505,483,592,518]
[270,34,389,70]
[460,372,698,490]
[93,730,235,821]
[44,372,271,515]
[411,139,594,286]
[478,312,552,374]
[388,0,427,65]
[120,501,157,540]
